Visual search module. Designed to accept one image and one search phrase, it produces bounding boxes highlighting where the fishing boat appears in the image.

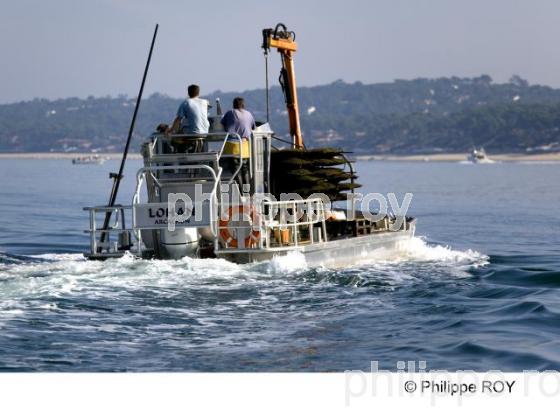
[467,147,495,164]
[72,154,107,165]
[83,23,416,267]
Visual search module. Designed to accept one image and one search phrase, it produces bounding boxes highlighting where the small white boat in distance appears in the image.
[72,154,107,165]
[467,147,495,164]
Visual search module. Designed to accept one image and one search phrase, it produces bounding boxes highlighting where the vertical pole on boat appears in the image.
[98,24,159,252]
[264,50,270,123]
[216,98,223,116]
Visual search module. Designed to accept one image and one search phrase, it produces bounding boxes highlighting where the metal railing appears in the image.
[85,164,222,258]
[83,205,135,257]
[132,164,222,256]
[259,197,328,248]
[216,197,328,253]
[148,132,245,184]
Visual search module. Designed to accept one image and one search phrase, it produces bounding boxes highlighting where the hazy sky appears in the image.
[0,0,558,103]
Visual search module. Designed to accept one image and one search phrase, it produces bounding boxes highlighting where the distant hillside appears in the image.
[2,75,560,154]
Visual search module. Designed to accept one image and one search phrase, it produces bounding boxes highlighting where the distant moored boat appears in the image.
[72,154,107,165]
[467,147,495,164]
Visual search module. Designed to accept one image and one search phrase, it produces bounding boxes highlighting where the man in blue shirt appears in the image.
[220,97,256,140]
[220,97,256,189]
[167,84,210,152]
[169,84,210,134]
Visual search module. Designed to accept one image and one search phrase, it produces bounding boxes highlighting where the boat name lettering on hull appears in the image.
[134,202,210,229]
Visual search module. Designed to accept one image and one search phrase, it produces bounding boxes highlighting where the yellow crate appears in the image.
[223,139,251,159]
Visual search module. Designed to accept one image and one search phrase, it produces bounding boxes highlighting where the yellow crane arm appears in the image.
[262,24,303,149]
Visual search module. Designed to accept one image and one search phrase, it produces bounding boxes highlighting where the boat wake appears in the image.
[0,237,487,297]
[393,236,487,265]
[3,240,553,373]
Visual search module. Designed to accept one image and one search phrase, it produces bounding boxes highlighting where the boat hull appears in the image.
[218,223,415,268]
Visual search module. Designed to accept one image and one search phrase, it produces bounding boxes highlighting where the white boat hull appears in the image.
[218,222,415,268]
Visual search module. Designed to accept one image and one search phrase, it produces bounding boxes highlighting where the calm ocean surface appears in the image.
[0,158,559,371]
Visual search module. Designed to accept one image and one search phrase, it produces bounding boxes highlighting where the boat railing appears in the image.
[84,163,222,259]
[83,204,135,258]
[132,164,222,255]
[259,197,328,248]
[216,197,328,253]
[147,132,248,185]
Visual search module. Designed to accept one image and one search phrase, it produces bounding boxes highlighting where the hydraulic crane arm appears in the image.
[262,23,304,149]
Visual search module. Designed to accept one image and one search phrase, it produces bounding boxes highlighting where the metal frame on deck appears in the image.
[215,197,329,255]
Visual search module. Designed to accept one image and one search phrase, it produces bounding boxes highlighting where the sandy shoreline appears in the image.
[1,151,559,162]
[354,152,560,162]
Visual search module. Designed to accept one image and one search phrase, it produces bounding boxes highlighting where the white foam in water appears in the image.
[7,237,486,279]
[28,253,86,262]
[266,251,308,274]
[319,236,489,279]
[0,237,486,301]
[394,236,488,265]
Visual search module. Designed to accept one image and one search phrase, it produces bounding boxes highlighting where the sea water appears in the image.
[0,159,559,371]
